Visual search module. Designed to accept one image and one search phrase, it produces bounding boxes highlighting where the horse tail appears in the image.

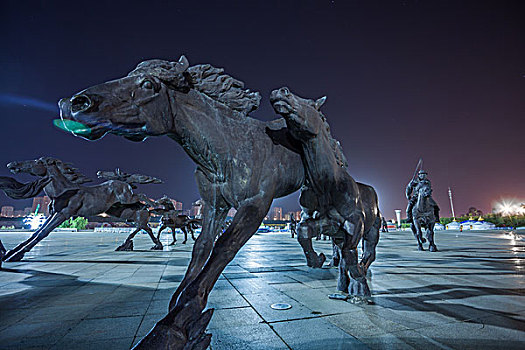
[0,176,51,199]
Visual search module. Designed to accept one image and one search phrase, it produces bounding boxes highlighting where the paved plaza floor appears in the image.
[0,228,524,349]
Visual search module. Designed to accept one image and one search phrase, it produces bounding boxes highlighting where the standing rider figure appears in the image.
[406,169,440,223]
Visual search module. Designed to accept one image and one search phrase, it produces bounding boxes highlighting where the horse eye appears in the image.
[142,80,154,89]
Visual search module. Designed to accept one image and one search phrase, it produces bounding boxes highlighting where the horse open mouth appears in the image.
[271,100,293,115]
[53,118,109,140]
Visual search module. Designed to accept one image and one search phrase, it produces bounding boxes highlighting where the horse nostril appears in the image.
[70,94,92,113]
[281,87,290,95]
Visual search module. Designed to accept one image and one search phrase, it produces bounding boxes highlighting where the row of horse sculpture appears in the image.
[0,162,201,262]
[0,55,438,349]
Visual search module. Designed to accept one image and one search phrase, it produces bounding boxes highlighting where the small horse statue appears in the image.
[270,86,381,296]
[97,169,164,251]
[411,182,438,251]
[1,157,161,262]
[153,196,202,245]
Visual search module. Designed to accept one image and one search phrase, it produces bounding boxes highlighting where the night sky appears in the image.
[1,0,524,219]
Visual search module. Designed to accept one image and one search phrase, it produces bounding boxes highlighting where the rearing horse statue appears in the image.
[270,86,381,296]
[56,56,305,349]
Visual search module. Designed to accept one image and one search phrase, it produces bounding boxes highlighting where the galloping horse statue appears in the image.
[270,87,381,296]
[97,169,164,251]
[56,55,343,349]
[410,182,438,251]
[1,157,162,261]
[153,196,202,245]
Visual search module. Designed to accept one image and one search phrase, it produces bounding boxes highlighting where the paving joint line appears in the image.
[223,274,292,349]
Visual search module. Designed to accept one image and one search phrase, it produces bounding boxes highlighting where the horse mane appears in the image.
[187,64,260,114]
[41,157,92,184]
[129,59,260,115]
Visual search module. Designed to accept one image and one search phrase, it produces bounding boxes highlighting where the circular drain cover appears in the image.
[270,303,292,310]
[328,293,348,301]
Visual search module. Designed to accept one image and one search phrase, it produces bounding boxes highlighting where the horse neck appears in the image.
[416,192,430,212]
[44,165,79,198]
[168,90,247,177]
[301,134,342,187]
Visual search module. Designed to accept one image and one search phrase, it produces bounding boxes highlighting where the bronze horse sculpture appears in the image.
[270,87,381,296]
[1,157,162,261]
[410,182,438,251]
[153,196,201,245]
[57,56,337,349]
[97,169,164,251]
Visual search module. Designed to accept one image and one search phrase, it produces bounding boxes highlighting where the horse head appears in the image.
[270,87,327,141]
[7,157,55,177]
[57,56,191,142]
[57,55,261,144]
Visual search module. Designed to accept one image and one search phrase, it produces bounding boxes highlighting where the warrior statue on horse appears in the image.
[406,162,440,251]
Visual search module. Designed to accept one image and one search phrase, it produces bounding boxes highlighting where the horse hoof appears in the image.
[418,245,425,251]
[5,251,25,262]
[182,241,187,244]
[429,245,438,252]
[169,242,176,246]
[348,278,371,297]
[116,240,134,251]
[151,244,163,251]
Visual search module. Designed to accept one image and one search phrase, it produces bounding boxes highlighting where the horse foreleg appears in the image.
[426,223,438,252]
[115,227,141,251]
[156,224,167,241]
[3,212,68,262]
[181,227,188,244]
[167,205,228,311]
[360,217,381,274]
[411,222,425,251]
[144,225,163,250]
[297,218,326,268]
[135,195,271,350]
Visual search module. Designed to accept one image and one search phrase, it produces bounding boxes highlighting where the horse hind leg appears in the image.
[343,247,371,297]
[426,224,438,252]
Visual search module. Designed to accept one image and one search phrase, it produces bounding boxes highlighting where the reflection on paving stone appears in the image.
[0,229,524,349]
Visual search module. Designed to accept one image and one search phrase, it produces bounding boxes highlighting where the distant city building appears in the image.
[270,207,283,221]
[168,199,183,211]
[1,206,14,217]
[32,196,51,216]
[227,208,237,217]
[13,210,25,217]
[284,211,299,221]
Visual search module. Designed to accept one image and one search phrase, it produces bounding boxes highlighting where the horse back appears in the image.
[356,182,380,230]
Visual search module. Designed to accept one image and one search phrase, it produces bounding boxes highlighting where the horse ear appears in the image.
[175,55,189,72]
[314,96,326,110]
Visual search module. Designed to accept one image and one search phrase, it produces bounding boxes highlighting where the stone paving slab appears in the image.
[0,228,524,349]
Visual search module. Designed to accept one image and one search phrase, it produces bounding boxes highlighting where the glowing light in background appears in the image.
[23,215,46,230]
[0,93,57,112]
[493,199,525,216]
